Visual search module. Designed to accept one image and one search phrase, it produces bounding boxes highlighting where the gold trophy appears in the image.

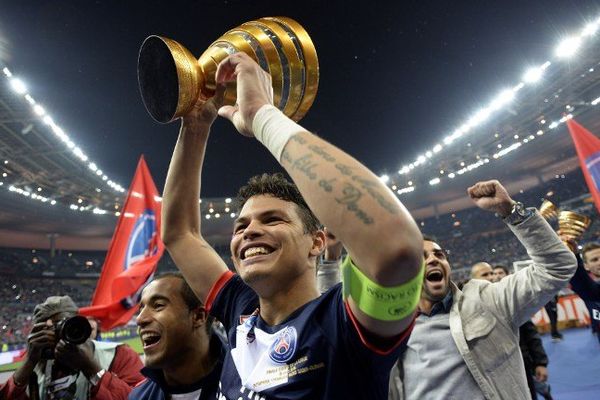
[558,211,591,250]
[539,199,559,221]
[137,17,319,123]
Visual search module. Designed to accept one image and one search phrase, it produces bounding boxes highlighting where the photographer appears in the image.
[1,296,144,399]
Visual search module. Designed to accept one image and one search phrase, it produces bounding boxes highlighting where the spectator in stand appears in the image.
[0,295,144,399]
[475,262,552,400]
[129,273,223,400]
[388,180,576,400]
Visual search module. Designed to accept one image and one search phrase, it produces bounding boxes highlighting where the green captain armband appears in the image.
[341,256,424,321]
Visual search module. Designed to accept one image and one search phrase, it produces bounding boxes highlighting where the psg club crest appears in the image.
[124,209,159,269]
[586,152,600,191]
[269,326,298,364]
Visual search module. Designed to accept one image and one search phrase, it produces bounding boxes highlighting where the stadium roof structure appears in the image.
[1,22,600,249]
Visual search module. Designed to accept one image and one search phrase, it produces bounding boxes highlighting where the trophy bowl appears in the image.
[138,17,319,123]
[558,210,591,241]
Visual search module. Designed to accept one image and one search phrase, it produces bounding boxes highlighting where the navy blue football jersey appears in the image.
[207,271,413,399]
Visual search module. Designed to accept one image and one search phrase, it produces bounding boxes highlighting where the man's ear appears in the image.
[309,229,326,258]
[191,307,208,329]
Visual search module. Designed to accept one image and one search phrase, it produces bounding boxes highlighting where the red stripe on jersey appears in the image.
[344,301,416,356]
[205,270,235,313]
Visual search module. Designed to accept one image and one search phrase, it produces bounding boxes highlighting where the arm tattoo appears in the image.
[335,183,374,225]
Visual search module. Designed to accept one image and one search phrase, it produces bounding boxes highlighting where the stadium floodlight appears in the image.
[429,178,441,186]
[582,21,599,36]
[489,89,514,111]
[555,36,581,58]
[33,104,45,116]
[467,107,491,127]
[592,96,600,106]
[523,66,544,83]
[396,186,415,195]
[379,174,390,184]
[9,78,27,94]
[433,144,442,153]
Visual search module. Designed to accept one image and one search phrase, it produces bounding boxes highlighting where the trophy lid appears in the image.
[138,36,201,123]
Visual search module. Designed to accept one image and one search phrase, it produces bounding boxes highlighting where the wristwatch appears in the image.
[88,369,106,386]
[502,201,532,226]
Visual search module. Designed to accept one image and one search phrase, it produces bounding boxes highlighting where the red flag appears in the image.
[80,156,164,330]
[567,118,600,213]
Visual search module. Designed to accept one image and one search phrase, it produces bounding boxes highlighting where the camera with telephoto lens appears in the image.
[41,315,92,359]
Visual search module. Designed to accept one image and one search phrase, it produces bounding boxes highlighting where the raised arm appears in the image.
[216,53,423,337]
[161,86,229,302]
[468,180,577,327]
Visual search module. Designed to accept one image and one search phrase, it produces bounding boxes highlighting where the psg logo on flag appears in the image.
[269,326,298,363]
[124,209,159,270]
[585,152,600,191]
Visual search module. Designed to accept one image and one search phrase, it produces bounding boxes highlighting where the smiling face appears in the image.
[230,195,322,292]
[422,240,452,302]
[136,277,205,369]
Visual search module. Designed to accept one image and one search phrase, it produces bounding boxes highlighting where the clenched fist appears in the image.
[467,180,514,217]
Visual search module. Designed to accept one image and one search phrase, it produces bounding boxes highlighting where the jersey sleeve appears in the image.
[206,272,259,332]
[315,282,414,378]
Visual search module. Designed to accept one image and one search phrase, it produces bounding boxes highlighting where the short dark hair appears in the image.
[493,265,510,275]
[422,234,449,259]
[582,242,600,261]
[422,234,439,243]
[236,173,321,233]
[153,272,213,334]
[154,272,201,310]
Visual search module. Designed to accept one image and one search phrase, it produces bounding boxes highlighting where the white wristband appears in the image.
[252,105,306,162]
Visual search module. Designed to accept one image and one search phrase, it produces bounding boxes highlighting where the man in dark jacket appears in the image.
[519,321,551,400]
[129,273,222,400]
[570,242,600,344]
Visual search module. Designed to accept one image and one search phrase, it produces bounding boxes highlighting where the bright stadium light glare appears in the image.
[555,36,581,58]
[582,21,599,36]
[10,78,27,94]
[429,178,441,186]
[523,66,544,83]
[33,104,45,116]
[379,174,390,183]
[489,89,514,110]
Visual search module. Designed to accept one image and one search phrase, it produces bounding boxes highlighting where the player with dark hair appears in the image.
[130,272,223,400]
[161,53,424,399]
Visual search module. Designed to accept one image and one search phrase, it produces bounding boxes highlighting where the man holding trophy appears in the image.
[147,17,424,399]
